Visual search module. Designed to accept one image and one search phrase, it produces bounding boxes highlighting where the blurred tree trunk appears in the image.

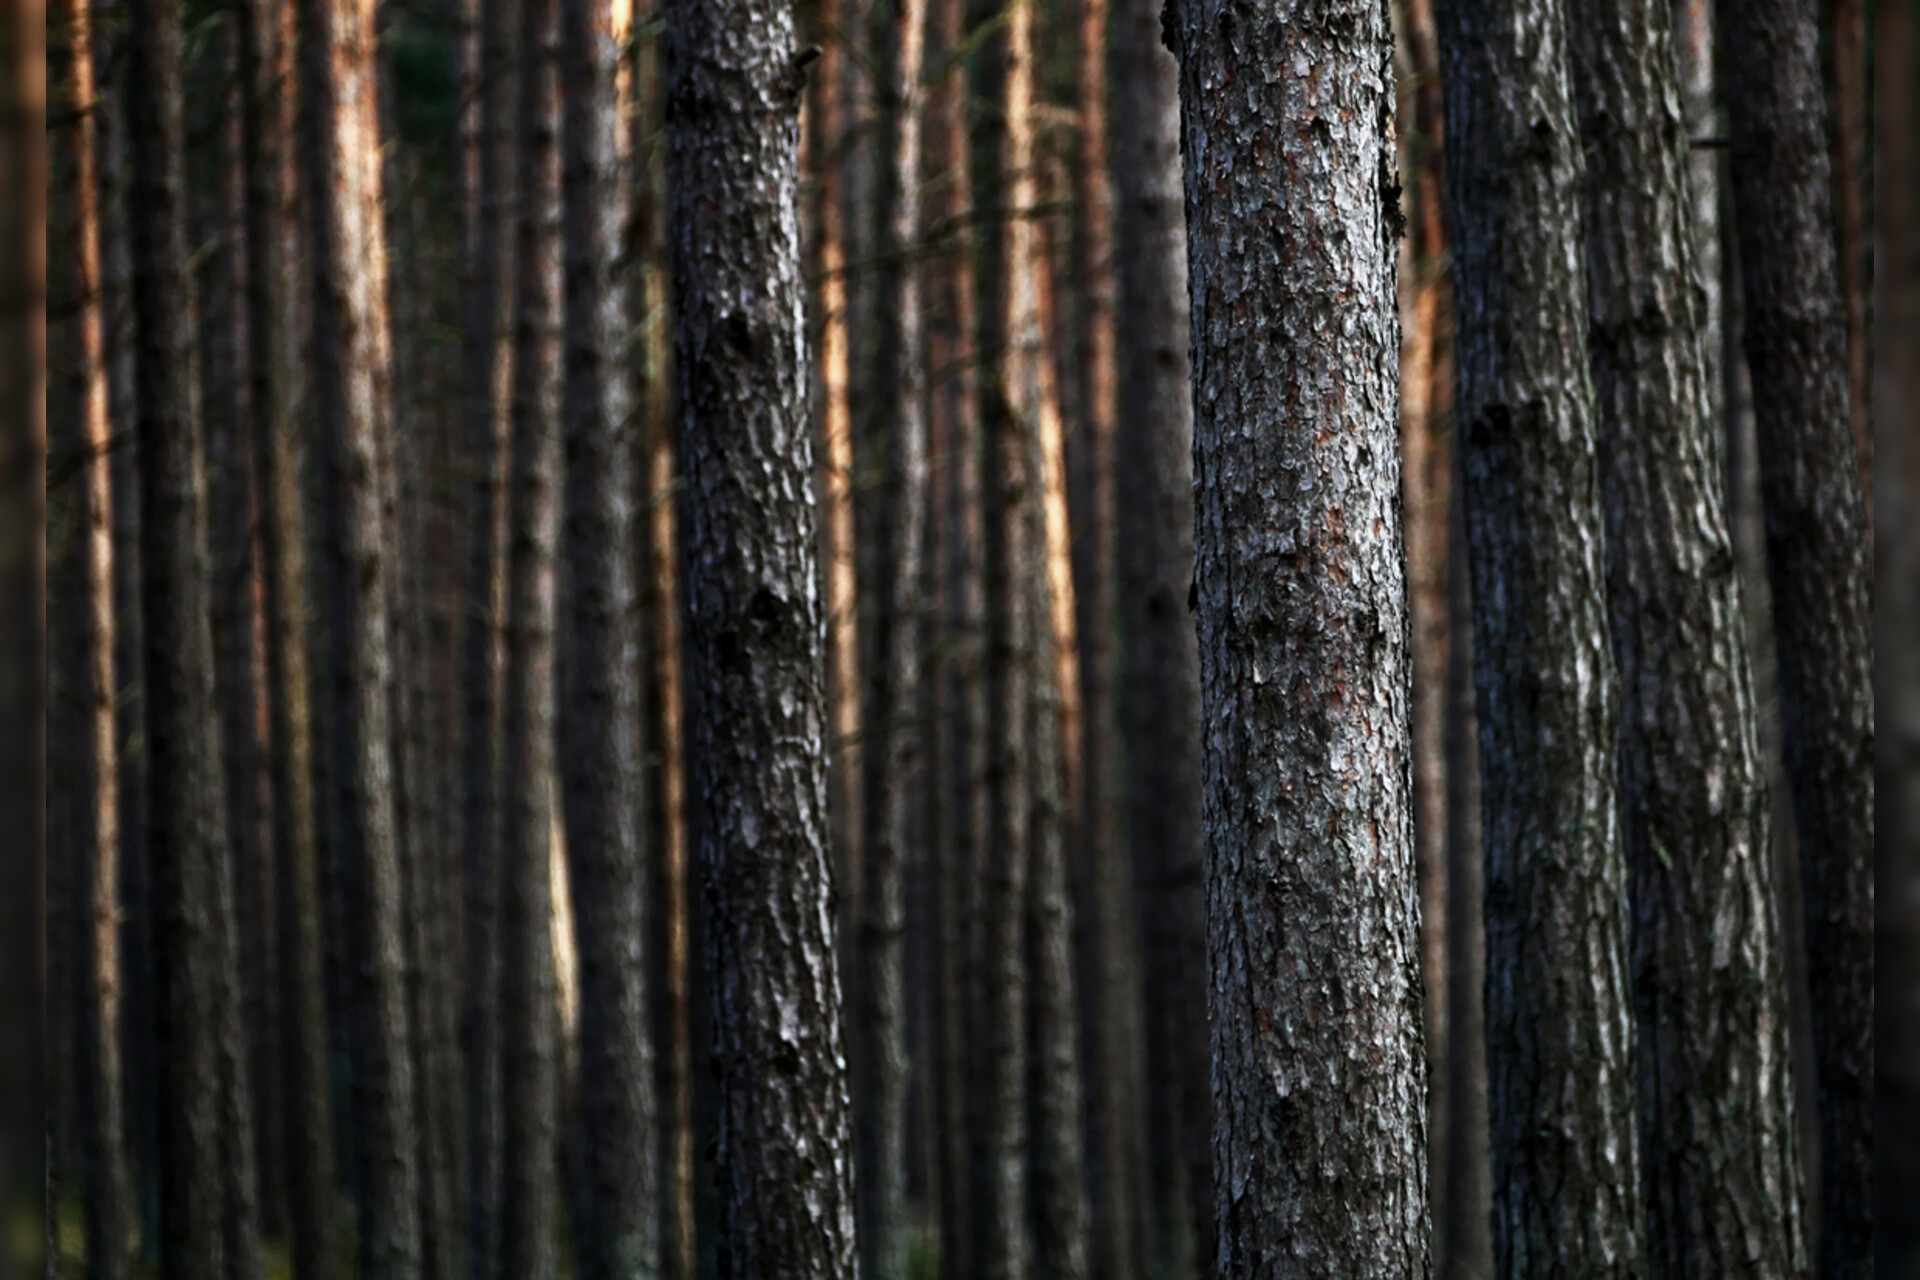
[667,0,860,1272]
[1168,0,1428,1272]
[560,0,658,1274]
[1110,0,1204,1270]
[1723,0,1877,1265]
[498,0,563,1270]
[1566,0,1811,1270]
[856,0,928,1274]
[1435,0,1644,1266]
[126,0,244,1268]
[51,1,132,1267]
[299,0,424,1269]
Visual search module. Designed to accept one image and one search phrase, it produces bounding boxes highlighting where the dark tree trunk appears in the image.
[458,0,518,1269]
[1827,0,1870,499]
[1167,0,1428,1272]
[1566,0,1811,1271]
[560,1,657,1275]
[125,0,235,1267]
[52,2,132,1267]
[300,0,424,1269]
[666,0,859,1270]
[498,0,563,1271]
[240,0,346,1271]
[1435,0,1645,1266]
[1110,0,1204,1271]
[1722,0,1877,1268]
[856,0,928,1274]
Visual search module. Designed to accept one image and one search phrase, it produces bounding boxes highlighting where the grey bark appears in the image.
[1167,0,1428,1273]
[1565,0,1811,1271]
[125,0,232,1267]
[458,0,518,1270]
[559,1,658,1276]
[857,0,928,1274]
[1722,0,1877,1267]
[299,0,424,1269]
[666,0,859,1270]
[1434,0,1645,1265]
[1110,0,1204,1271]
[498,0,562,1271]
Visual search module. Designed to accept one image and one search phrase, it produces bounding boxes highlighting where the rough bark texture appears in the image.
[1828,0,1870,496]
[666,1,859,1273]
[1434,0,1645,1268]
[856,0,928,1274]
[245,0,344,1267]
[125,0,231,1268]
[1566,0,1811,1271]
[560,1,658,1275]
[498,0,563,1271]
[299,0,424,1269]
[1167,0,1427,1273]
[53,1,132,1269]
[1722,0,1877,1269]
[1110,0,1205,1271]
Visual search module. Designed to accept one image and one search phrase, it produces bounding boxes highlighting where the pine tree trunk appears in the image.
[300,0,424,1269]
[125,0,235,1267]
[857,0,928,1274]
[498,0,563,1271]
[1167,0,1427,1272]
[458,0,518,1266]
[1722,0,1876,1265]
[667,0,859,1270]
[1565,0,1812,1271]
[52,2,132,1267]
[1435,0,1645,1266]
[1110,1,1203,1270]
[560,2,658,1275]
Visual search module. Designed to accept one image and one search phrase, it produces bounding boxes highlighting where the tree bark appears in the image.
[1827,0,1870,500]
[498,0,563,1271]
[1167,0,1427,1274]
[299,0,424,1269]
[52,2,132,1267]
[1435,0,1645,1265]
[856,0,928,1274]
[458,0,518,1269]
[667,1,860,1273]
[1722,0,1877,1268]
[125,0,236,1267]
[560,0,658,1274]
[1565,0,1811,1271]
[1110,0,1204,1271]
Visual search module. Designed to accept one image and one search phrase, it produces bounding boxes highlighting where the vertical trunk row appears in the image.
[857,0,929,1274]
[299,0,423,1269]
[53,0,132,1268]
[1564,0,1810,1271]
[498,0,563,1270]
[1435,0,1644,1267]
[1722,0,1876,1267]
[667,0,859,1272]
[560,0,658,1274]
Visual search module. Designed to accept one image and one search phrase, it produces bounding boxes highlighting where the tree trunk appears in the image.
[1565,0,1812,1271]
[299,0,424,1269]
[857,0,928,1274]
[667,0,859,1270]
[458,0,518,1268]
[125,0,235,1267]
[1110,0,1203,1271]
[52,2,132,1267]
[243,1,345,1270]
[560,1,658,1275]
[498,0,563,1271]
[1167,0,1427,1273]
[1827,0,1869,501]
[1435,0,1644,1266]
[1722,0,1877,1268]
